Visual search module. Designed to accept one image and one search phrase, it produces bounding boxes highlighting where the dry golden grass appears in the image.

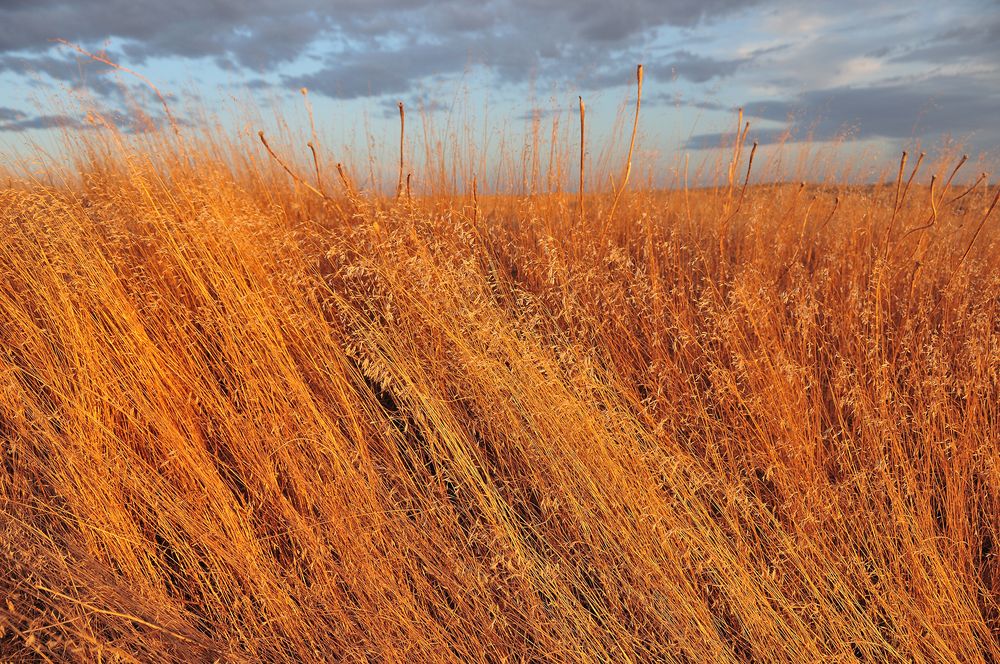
[0,101,998,662]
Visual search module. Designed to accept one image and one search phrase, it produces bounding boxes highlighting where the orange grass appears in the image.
[0,101,999,662]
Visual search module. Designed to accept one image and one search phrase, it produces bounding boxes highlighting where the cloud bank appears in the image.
[0,0,996,156]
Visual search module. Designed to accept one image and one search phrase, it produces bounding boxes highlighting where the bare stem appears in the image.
[53,39,180,137]
[397,102,405,200]
[258,130,329,201]
[579,96,586,221]
[957,187,1000,267]
[605,64,643,232]
[472,176,479,223]
[307,142,325,196]
[719,141,758,259]
[733,142,758,217]
[337,162,358,201]
[883,151,909,259]
[949,172,986,204]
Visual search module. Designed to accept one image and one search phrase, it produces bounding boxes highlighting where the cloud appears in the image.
[888,17,1000,65]
[0,0,996,158]
[379,95,448,119]
[0,52,121,96]
[686,72,1000,152]
[648,92,730,111]
[286,41,472,100]
[0,106,182,134]
[0,0,765,105]
[659,50,749,83]
[285,41,755,103]
[684,127,789,150]
[0,106,27,122]
[557,0,765,41]
[0,0,758,69]
[743,74,1000,139]
[0,113,90,132]
[0,0,333,69]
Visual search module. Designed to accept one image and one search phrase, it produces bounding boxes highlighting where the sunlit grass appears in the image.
[0,85,998,662]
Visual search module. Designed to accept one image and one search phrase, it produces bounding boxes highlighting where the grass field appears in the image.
[0,93,999,662]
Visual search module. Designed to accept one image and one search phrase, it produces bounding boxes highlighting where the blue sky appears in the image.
[1,0,997,185]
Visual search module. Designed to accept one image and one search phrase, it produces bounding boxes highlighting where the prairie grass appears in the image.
[0,96,998,662]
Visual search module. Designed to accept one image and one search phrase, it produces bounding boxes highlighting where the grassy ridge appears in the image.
[0,127,998,661]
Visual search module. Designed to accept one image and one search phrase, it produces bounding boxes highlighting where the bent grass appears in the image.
[0,63,999,662]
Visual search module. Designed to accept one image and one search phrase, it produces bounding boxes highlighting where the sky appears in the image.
[1,0,998,184]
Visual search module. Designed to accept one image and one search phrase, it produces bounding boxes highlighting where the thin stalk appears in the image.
[54,39,180,137]
[396,102,405,200]
[957,187,1000,267]
[579,96,586,221]
[258,130,329,201]
[605,64,644,232]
